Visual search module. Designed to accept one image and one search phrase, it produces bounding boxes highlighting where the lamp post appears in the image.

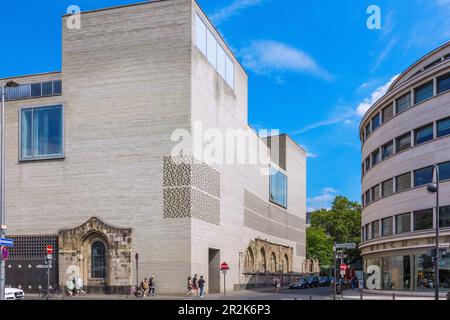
[0,80,19,301]
[426,164,440,301]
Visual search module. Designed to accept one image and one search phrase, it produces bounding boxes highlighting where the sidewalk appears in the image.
[341,289,448,301]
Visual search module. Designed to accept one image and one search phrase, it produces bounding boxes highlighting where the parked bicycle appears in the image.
[39,285,64,300]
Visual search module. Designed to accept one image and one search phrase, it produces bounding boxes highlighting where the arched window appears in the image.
[283,254,289,273]
[269,253,277,273]
[244,248,255,273]
[91,241,106,279]
[260,248,267,272]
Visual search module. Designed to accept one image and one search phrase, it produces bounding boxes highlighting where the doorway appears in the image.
[208,248,220,294]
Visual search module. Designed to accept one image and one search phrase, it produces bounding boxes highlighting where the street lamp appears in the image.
[426,164,440,301]
[0,80,19,301]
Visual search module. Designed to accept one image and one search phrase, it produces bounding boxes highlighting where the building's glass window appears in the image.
[423,58,442,70]
[396,93,412,113]
[371,149,380,166]
[365,123,371,139]
[396,213,411,234]
[269,166,287,208]
[372,220,380,239]
[372,113,381,131]
[396,132,411,152]
[414,81,434,104]
[382,141,394,159]
[414,166,434,187]
[382,179,394,197]
[437,73,450,94]
[382,217,393,237]
[414,209,433,231]
[372,184,380,202]
[382,103,394,123]
[437,117,450,138]
[415,124,434,145]
[5,80,61,101]
[20,105,64,161]
[365,190,371,206]
[216,44,226,79]
[91,241,106,279]
[439,161,450,181]
[365,157,371,171]
[364,224,370,241]
[440,206,450,228]
[195,13,234,90]
[396,172,411,192]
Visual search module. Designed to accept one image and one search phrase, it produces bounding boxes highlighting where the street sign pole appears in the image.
[333,245,336,301]
[223,270,226,297]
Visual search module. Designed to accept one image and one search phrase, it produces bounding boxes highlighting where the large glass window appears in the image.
[396,213,411,234]
[439,161,450,181]
[396,93,412,113]
[415,124,434,145]
[91,241,106,279]
[382,141,394,159]
[371,149,380,166]
[382,179,394,197]
[382,103,394,123]
[382,256,411,290]
[365,157,370,171]
[414,209,433,231]
[414,166,433,187]
[396,132,411,152]
[440,206,450,228]
[437,117,450,138]
[396,172,411,192]
[372,184,380,202]
[372,113,381,131]
[382,217,393,237]
[364,224,370,241]
[195,13,234,90]
[5,80,61,101]
[20,105,64,160]
[365,123,371,139]
[269,166,287,208]
[437,73,450,94]
[365,190,371,206]
[414,81,433,104]
[195,14,207,55]
[372,220,380,239]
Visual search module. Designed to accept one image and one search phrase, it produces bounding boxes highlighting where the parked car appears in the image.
[306,275,320,288]
[319,276,331,287]
[5,288,25,300]
[289,278,309,290]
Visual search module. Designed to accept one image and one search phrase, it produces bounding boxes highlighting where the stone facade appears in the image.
[58,217,132,294]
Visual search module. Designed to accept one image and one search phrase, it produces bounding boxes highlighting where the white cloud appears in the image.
[371,38,399,72]
[300,144,318,158]
[307,187,338,211]
[293,109,357,135]
[240,40,333,81]
[356,74,400,116]
[210,0,265,25]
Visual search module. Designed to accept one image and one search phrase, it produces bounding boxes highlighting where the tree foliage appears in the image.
[307,196,362,266]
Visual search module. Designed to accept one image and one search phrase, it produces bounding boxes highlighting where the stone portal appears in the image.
[58,217,132,294]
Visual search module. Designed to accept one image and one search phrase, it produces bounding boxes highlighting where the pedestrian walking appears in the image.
[148,275,156,296]
[276,277,282,293]
[193,274,199,296]
[186,276,194,296]
[198,276,206,298]
[142,278,149,297]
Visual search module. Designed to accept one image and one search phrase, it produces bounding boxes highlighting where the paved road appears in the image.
[24,287,447,300]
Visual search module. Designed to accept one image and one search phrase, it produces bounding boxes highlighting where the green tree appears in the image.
[308,196,362,265]
[306,226,334,267]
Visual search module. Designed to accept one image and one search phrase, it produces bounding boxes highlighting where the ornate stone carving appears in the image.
[243,239,293,274]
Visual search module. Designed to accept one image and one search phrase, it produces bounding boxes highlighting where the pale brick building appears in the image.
[1,0,306,294]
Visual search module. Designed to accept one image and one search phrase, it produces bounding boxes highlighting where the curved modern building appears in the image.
[359,41,450,293]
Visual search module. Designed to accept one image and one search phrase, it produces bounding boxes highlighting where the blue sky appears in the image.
[1,0,449,210]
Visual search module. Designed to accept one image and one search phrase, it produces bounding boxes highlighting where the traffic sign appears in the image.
[0,238,13,247]
[220,262,230,271]
[335,243,357,250]
[1,246,8,260]
[46,245,54,255]
[46,254,53,261]
[339,264,348,272]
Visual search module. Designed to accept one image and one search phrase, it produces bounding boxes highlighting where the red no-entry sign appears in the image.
[46,245,54,255]
[340,264,347,272]
[220,262,230,271]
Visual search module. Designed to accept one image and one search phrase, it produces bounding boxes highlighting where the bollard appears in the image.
[360,292,363,300]
[310,296,312,301]
[393,293,395,300]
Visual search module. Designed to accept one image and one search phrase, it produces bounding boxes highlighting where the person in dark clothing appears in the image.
[198,276,206,298]
[192,274,199,296]
[149,276,156,296]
